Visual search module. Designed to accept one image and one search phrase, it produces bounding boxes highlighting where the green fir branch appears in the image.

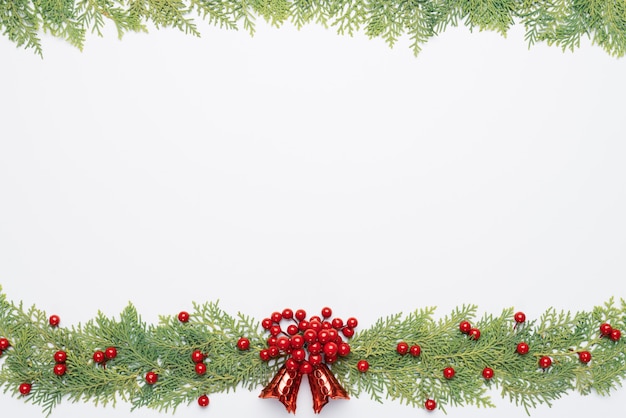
[1,285,626,415]
[1,0,626,57]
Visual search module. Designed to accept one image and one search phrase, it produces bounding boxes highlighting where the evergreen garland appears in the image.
[1,286,625,415]
[1,0,625,57]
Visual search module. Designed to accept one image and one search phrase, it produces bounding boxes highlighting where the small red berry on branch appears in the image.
[578,351,592,364]
[539,356,552,369]
[145,371,158,385]
[195,363,207,375]
[54,350,67,363]
[468,328,481,340]
[425,399,437,411]
[459,321,471,334]
[53,363,67,376]
[600,323,613,336]
[93,350,105,364]
[357,360,369,372]
[237,337,250,351]
[19,383,32,395]
[610,329,621,342]
[197,394,210,407]
[0,337,9,351]
[191,350,205,363]
[105,347,117,360]
[516,342,529,355]
[397,341,409,355]
[410,344,421,357]
[177,311,190,323]
[482,367,494,379]
[514,312,526,324]
[49,315,60,327]
[443,367,455,379]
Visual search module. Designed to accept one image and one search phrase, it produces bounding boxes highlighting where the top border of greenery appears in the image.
[1,0,625,57]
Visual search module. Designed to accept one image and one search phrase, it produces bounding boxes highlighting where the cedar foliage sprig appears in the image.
[1,285,626,415]
[1,0,625,57]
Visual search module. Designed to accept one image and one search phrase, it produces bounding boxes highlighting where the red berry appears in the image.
[295,309,307,321]
[49,315,60,327]
[261,318,272,329]
[514,312,526,323]
[321,307,332,318]
[309,353,323,365]
[53,363,67,376]
[54,350,67,363]
[357,360,369,372]
[482,367,494,379]
[282,308,293,319]
[145,371,158,385]
[198,394,210,407]
[299,361,313,374]
[539,356,552,369]
[309,320,322,332]
[105,346,117,360]
[325,354,337,364]
[195,362,207,375]
[332,318,344,329]
[286,324,299,335]
[425,399,437,411]
[469,328,481,340]
[578,351,592,364]
[308,341,322,354]
[321,321,332,329]
[323,342,338,357]
[397,342,409,355]
[267,336,278,347]
[516,342,529,355]
[276,337,290,351]
[346,317,358,328]
[271,311,282,323]
[191,350,205,363]
[237,337,250,351]
[259,349,270,361]
[178,311,190,323]
[291,335,304,349]
[600,323,613,336]
[443,366,455,379]
[291,348,306,362]
[459,320,471,334]
[19,383,32,395]
[327,328,338,340]
[338,342,351,356]
[268,346,279,357]
[303,329,317,343]
[318,330,331,344]
[610,329,622,341]
[285,358,299,371]
[93,350,105,364]
[342,327,355,338]
[269,325,282,336]
[310,316,322,323]
[0,338,9,351]
[410,344,421,357]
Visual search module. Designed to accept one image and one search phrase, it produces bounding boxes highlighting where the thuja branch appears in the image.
[1,0,625,57]
[1,286,626,415]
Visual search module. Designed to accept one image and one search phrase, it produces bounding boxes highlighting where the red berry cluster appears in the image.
[459,320,481,340]
[257,307,357,374]
[396,341,421,357]
[53,350,68,376]
[92,346,118,368]
[192,349,207,375]
[600,322,622,341]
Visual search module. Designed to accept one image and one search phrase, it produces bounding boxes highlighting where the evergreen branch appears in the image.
[1,285,626,415]
[1,0,626,57]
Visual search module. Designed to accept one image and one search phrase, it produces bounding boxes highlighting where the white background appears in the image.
[2,16,626,418]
